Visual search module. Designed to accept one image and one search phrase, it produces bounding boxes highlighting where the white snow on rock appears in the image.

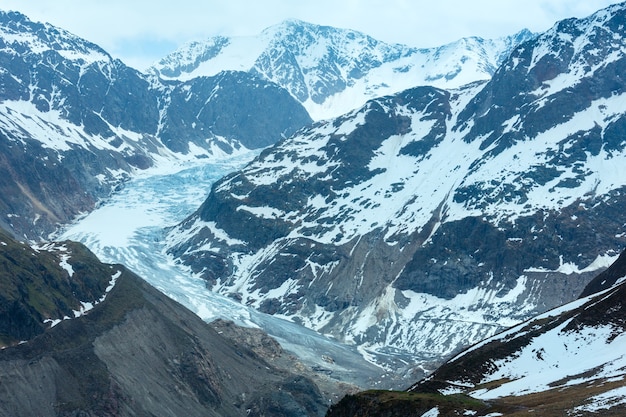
[43,269,122,328]
[571,385,626,414]
[150,20,534,120]
[470,322,626,399]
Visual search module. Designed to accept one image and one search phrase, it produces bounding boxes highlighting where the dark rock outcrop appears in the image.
[579,246,626,297]
[0,228,327,417]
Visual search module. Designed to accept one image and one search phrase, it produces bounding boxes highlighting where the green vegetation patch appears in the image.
[0,228,118,346]
[326,390,489,416]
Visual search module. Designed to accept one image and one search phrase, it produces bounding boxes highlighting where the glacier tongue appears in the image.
[56,153,391,388]
[57,156,256,321]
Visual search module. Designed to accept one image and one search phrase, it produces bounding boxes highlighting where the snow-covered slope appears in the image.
[0,10,310,239]
[326,251,626,416]
[165,2,626,372]
[150,19,534,120]
[403,249,626,415]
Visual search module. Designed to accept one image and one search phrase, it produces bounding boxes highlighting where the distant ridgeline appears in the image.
[150,18,535,120]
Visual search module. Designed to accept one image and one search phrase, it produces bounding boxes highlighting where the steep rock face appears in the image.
[580,247,626,296]
[150,19,535,120]
[0,228,328,417]
[0,10,160,238]
[158,71,311,153]
[326,250,626,416]
[166,3,626,371]
[0,10,311,239]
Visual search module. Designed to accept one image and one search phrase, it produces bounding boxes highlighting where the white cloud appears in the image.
[0,0,619,70]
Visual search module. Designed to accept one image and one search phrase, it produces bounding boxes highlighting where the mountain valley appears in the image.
[0,10,310,240]
[0,2,625,416]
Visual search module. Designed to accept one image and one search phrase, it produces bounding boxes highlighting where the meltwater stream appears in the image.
[57,153,387,388]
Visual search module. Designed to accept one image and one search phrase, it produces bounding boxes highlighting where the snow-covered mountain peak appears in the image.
[165,2,626,373]
[150,20,535,120]
[260,18,335,38]
[522,2,626,78]
[259,18,402,52]
[151,19,414,80]
[440,28,535,73]
[0,10,111,65]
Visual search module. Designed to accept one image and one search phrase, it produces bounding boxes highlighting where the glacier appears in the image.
[55,152,392,388]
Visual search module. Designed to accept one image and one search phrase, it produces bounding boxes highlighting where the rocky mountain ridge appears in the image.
[150,19,535,120]
[0,227,339,417]
[326,249,626,416]
[0,10,311,240]
[165,2,626,373]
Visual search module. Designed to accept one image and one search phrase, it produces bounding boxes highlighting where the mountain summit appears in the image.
[0,10,310,239]
[165,2,626,372]
[150,19,535,120]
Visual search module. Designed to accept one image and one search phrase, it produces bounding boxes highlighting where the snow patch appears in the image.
[470,320,626,400]
[571,386,626,414]
[44,269,121,328]
[59,254,74,277]
[421,407,439,417]
[524,253,619,275]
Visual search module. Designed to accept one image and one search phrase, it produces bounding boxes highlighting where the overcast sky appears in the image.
[1,0,619,70]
